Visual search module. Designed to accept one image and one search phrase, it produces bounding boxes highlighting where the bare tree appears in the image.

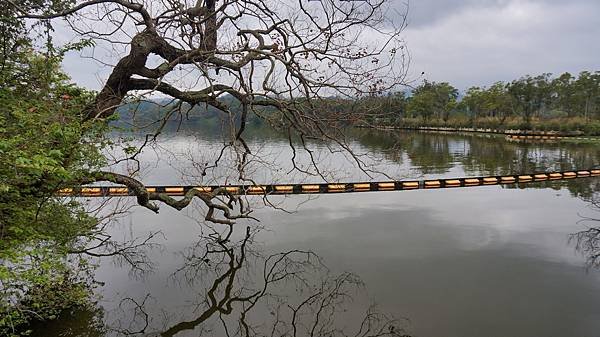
[9,0,408,222]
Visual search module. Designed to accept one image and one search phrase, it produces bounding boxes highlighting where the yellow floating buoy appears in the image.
[353,183,371,191]
[274,185,293,193]
[482,177,498,185]
[328,184,346,192]
[444,179,461,187]
[193,186,211,193]
[302,185,320,193]
[501,176,516,183]
[424,180,441,188]
[109,187,129,195]
[165,187,184,195]
[402,181,419,189]
[225,186,240,193]
[378,182,395,190]
[247,186,266,194]
[548,173,562,180]
[577,171,591,177]
[465,178,480,186]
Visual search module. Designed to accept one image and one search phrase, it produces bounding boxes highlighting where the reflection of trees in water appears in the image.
[572,189,600,269]
[29,306,106,337]
[43,216,409,337]
[559,179,600,201]
[402,134,454,174]
[461,140,536,175]
[124,220,408,337]
[353,130,600,178]
[351,130,405,165]
[353,130,454,174]
[500,176,600,201]
[457,136,600,176]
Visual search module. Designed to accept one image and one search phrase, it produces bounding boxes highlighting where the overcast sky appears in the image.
[61,0,600,92]
[401,0,600,89]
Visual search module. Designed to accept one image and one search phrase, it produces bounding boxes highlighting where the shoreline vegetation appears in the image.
[346,71,600,135]
[356,119,600,138]
[112,71,600,136]
[358,116,600,136]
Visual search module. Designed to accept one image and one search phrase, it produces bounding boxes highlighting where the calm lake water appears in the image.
[35,129,600,337]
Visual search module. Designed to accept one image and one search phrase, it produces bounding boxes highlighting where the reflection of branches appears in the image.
[70,230,164,278]
[572,225,600,268]
[571,196,600,268]
[111,294,153,336]
[104,219,411,337]
[59,196,164,278]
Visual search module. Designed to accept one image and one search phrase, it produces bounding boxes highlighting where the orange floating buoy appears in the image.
[378,182,395,190]
[465,178,480,186]
[424,180,441,188]
[482,177,498,185]
[328,184,346,192]
[402,181,419,189]
[500,176,516,183]
[247,186,266,194]
[353,183,371,191]
[302,185,320,193]
[444,179,461,187]
[548,173,562,180]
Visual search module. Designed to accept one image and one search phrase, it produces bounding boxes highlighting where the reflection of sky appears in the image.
[107,130,600,185]
[86,131,600,337]
[257,187,600,337]
[92,183,600,337]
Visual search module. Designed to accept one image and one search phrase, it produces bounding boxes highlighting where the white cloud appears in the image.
[403,0,600,90]
[54,0,599,92]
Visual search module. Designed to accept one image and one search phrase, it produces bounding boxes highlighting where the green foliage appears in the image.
[407,81,458,122]
[355,71,600,134]
[0,9,107,333]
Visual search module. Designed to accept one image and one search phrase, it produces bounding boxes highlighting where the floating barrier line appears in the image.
[57,169,600,197]
[375,126,595,138]
[506,135,598,142]
[367,126,600,142]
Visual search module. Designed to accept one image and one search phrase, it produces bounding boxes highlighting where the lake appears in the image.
[34,129,600,337]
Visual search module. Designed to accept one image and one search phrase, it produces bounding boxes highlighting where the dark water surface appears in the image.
[35,130,600,337]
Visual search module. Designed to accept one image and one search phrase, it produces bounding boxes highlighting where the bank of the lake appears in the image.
[363,117,600,136]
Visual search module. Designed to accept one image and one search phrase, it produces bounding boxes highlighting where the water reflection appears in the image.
[37,129,600,337]
[30,306,106,337]
[353,129,600,177]
[151,223,408,337]
[571,195,600,269]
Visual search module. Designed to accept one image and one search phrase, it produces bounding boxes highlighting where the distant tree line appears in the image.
[353,71,600,133]
[115,71,600,134]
